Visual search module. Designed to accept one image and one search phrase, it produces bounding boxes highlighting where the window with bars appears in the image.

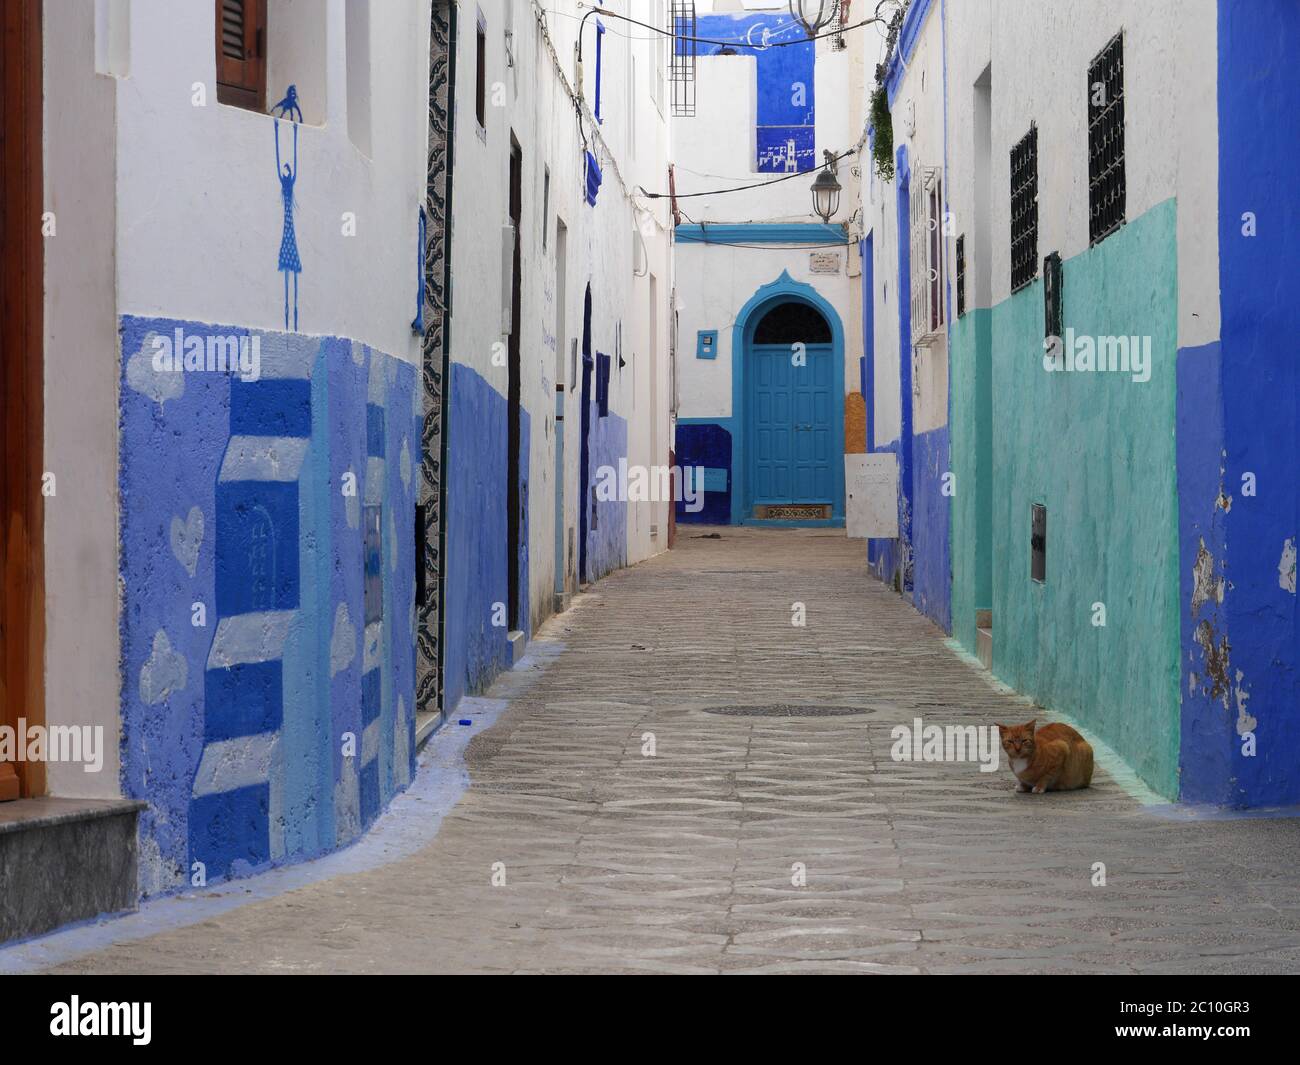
[909,166,946,344]
[956,234,967,318]
[1088,31,1126,245]
[216,0,267,112]
[670,1,697,117]
[1010,126,1038,293]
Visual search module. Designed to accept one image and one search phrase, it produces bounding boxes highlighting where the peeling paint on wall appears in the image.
[1278,538,1295,593]
[1191,538,1226,616]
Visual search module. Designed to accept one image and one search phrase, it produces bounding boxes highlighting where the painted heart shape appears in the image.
[170,505,204,577]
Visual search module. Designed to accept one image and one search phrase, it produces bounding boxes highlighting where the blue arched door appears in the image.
[745,299,840,520]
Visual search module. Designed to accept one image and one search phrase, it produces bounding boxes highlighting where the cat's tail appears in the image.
[1081,742,1095,788]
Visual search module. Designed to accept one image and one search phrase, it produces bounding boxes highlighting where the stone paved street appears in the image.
[32,529,1300,973]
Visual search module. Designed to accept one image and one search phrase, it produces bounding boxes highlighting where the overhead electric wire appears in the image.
[576,0,901,60]
[638,149,855,200]
[596,0,901,203]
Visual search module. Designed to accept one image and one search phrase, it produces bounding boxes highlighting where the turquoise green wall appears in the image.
[950,307,992,654]
[987,199,1181,797]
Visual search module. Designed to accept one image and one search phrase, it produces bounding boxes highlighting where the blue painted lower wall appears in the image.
[865,429,949,633]
[912,425,952,632]
[443,362,529,714]
[1176,0,1300,806]
[674,420,732,525]
[1176,340,1235,803]
[868,437,904,587]
[119,316,420,895]
[585,403,628,582]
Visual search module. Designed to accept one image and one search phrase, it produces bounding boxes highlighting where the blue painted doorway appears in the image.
[749,342,836,510]
[733,285,843,524]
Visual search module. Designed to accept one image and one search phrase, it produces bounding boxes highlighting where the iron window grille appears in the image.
[670,1,697,117]
[1010,126,1038,293]
[956,234,966,318]
[910,165,946,345]
[1043,251,1062,341]
[1088,31,1126,245]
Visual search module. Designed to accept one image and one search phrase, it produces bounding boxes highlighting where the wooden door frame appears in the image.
[0,0,46,799]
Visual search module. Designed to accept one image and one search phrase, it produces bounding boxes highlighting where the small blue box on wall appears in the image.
[696,330,718,359]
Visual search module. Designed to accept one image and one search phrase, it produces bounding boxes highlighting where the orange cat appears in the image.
[996,719,1094,793]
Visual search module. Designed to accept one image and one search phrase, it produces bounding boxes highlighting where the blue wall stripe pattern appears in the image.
[119,317,419,892]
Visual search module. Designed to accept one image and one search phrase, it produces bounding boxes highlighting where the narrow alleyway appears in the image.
[23,530,1300,974]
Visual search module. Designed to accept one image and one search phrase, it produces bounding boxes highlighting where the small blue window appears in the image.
[696,330,718,359]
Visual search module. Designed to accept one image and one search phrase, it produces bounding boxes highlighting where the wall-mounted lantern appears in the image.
[811,162,841,223]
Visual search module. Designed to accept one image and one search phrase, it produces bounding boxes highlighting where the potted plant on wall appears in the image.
[870,0,911,182]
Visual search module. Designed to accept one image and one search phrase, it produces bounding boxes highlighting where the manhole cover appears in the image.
[700,704,874,717]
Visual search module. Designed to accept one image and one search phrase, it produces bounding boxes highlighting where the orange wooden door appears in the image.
[0,0,45,800]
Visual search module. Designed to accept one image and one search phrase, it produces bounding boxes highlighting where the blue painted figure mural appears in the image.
[271,84,304,124]
[274,87,303,332]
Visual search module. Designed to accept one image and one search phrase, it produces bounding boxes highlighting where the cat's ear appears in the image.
[1025,719,1037,733]
[995,723,1007,734]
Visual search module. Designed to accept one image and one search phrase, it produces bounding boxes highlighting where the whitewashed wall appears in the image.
[866,0,1219,451]
[41,0,433,799]
[115,0,429,363]
[44,1,122,798]
[448,0,672,631]
[673,47,858,420]
[943,0,1219,344]
[861,0,943,451]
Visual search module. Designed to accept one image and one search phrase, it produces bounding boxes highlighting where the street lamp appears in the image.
[811,162,841,223]
[788,0,841,40]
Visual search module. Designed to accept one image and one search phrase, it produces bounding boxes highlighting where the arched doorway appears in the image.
[731,272,845,525]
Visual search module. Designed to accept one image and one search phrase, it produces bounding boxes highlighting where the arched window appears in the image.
[753,300,832,344]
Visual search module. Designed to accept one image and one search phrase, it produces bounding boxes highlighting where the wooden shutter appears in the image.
[216,0,266,111]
